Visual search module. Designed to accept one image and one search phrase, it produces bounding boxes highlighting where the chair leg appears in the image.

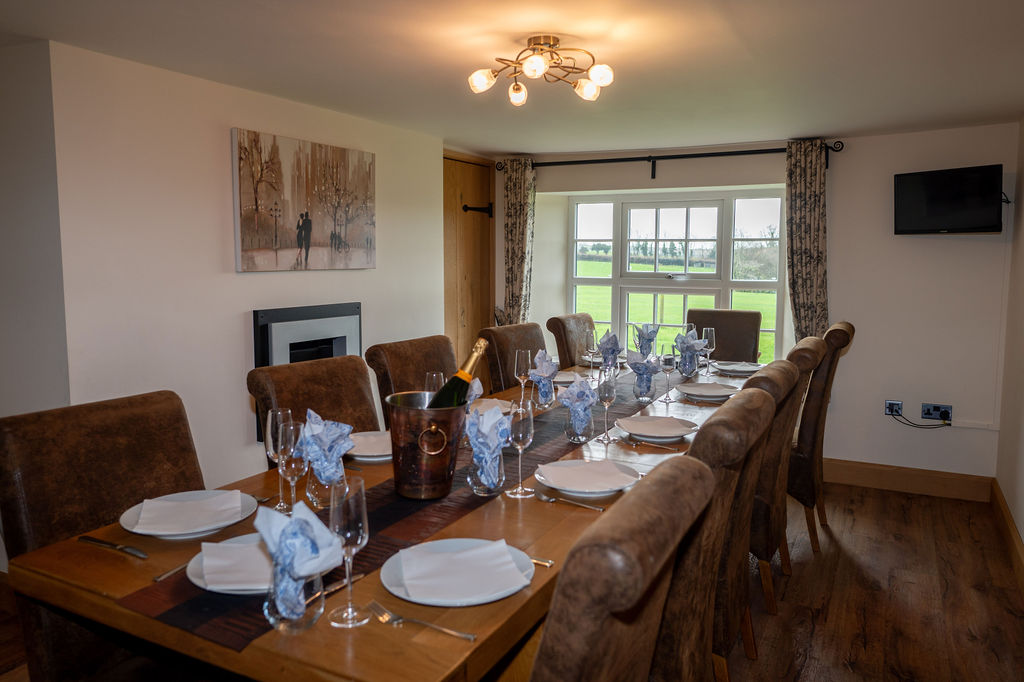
[740,606,757,660]
[804,506,820,553]
[712,654,731,682]
[816,499,828,527]
[758,560,778,615]
[779,539,793,576]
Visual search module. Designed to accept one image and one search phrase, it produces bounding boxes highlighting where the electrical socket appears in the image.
[884,400,903,416]
[922,403,952,421]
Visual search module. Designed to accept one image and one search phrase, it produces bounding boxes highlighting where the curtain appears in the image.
[786,139,829,339]
[495,157,536,326]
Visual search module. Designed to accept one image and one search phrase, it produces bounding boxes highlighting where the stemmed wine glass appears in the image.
[584,328,598,380]
[277,421,307,515]
[264,408,292,513]
[702,328,717,376]
[659,344,677,404]
[596,367,618,444]
[424,371,445,394]
[513,349,532,403]
[328,477,370,628]
[505,399,535,499]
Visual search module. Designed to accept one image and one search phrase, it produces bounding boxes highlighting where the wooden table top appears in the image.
[8,367,744,681]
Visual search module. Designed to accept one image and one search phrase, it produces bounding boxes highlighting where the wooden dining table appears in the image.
[7,366,745,681]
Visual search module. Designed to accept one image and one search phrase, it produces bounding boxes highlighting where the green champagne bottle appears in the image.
[426,338,489,407]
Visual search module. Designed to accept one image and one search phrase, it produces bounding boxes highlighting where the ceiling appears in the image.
[1,0,1022,156]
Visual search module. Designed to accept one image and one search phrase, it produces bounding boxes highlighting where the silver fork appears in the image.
[368,600,477,641]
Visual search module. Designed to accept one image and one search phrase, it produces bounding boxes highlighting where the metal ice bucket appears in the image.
[385,391,465,499]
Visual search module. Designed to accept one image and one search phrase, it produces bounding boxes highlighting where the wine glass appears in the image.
[505,399,535,499]
[702,328,717,376]
[659,344,677,404]
[596,367,618,444]
[514,349,532,403]
[264,408,292,513]
[584,328,598,379]
[328,477,370,628]
[424,371,445,394]
[277,421,307,515]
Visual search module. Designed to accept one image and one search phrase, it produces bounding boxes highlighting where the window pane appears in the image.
[577,203,613,240]
[655,294,685,326]
[657,241,686,272]
[594,322,612,340]
[758,332,775,360]
[732,240,779,281]
[628,208,656,239]
[687,294,716,312]
[660,208,686,238]
[731,289,777,330]
[575,241,612,278]
[687,241,716,272]
[626,293,654,324]
[574,285,611,322]
[628,241,655,271]
[690,207,718,239]
[734,198,781,238]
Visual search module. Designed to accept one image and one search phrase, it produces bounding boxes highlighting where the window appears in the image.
[568,189,784,359]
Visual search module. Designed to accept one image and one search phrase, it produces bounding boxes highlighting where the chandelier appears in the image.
[467,35,614,106]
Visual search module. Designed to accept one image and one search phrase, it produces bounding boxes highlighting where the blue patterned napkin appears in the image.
[254,503,342,620]
[597,331,624,368]
[632,324,660,357]
[674,329,708,354]
[465,378,484,412]
[467,406,511,488]
[529,350,558,405]
[626,350,660,394]
[298,409,353,486]
[558,375,598,435]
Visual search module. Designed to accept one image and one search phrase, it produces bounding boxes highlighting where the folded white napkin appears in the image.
[134,490,242,534]
[200,537,272,591]
[713,361,762,373]
[254,502,343,579]
[349,430,392,456]
[680,382,740,398]
[553,371,576,384]
[472,399,512,414]
[400,539,528,602]
[536,460,637,492]
[617,416,696,438]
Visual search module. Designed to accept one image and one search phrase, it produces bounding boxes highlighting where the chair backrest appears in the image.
[246,355,380,439]
[531,456,716,682]
[364,335,458,428]
[685,309,762,362]
[545,313,594,370]
[745,344,824,562]
[650,388,775,682]
[0,390,205,681]
[788,321,856,508]
[478,323,547,392]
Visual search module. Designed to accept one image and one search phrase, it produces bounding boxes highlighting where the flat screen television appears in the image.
[894,164,1003,235]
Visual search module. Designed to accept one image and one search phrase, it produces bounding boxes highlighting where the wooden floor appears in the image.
[2,483,1022,681]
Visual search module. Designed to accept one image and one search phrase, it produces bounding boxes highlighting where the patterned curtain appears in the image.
[495,157,536,325]
[786,139,829,339]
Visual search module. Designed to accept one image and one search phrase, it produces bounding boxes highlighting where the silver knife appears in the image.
[308,573,365,605]
[78,535,148,559]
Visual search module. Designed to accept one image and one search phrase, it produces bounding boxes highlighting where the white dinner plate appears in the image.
[119,490,258,540]
[615,416,698,442]
[471,398,513,414]
[675,382,740,403]
[347,430,392,462]
[186,533,269,595]
[534,460,640,497]
[380,538,535,607]
[553,371,578,385]
[712,361,764,377]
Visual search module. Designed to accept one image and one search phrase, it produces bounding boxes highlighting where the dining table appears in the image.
[7,364,751,681]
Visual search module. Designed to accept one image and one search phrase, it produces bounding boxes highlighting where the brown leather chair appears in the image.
[788,321,856,553]
[365,335,458,428]
[746,340,826,613]
[686,309,762,362]
[0,391,216,681]
[478,323,547,392]
[545,313,595,370]
[531,456,716,682]
[246,355,380,439]
[651,388,775,682]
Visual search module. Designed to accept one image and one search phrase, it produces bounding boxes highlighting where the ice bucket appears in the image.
[385,391,465,499]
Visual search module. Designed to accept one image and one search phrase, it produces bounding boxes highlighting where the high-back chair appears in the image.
[246,355,380,438]
[0,391,206,681]
[531,456,716,682]
[651,388,776,682]
[745,340,826,613]
[364,335,458,428]
[545,313,595,370]
[788,321,856,553]
[686,309,762,362]
[478,323,547,393]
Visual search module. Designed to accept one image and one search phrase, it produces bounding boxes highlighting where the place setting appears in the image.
[615,415,698,451]
[674,382,741,404]
[119,488,258,540]
[711,360,765,377]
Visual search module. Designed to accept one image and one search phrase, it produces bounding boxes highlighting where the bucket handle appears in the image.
[417,423,448,456]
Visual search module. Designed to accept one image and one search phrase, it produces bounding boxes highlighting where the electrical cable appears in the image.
[889,413,950,429]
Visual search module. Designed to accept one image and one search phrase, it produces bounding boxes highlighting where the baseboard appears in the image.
[990,480,1024,594]
[822,458,991,502]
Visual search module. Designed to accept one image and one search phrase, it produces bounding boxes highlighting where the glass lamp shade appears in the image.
[573,78,601,101]
[521,54,549,79]
[508,82,528,106]
[468,69,498,93]
[588,64,614,87]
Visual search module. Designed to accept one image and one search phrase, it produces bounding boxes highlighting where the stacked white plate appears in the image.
[186,533,272,595]
[347,430,392,462]
[553,371,579,385]
[615,415,698,442]
[534,460,640,496]
[472,398,513,413]
[119,490,258,540]
[712,361,764,377]
[675,382,740,403]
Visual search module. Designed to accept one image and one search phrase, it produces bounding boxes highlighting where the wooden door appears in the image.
[443,152,495,389]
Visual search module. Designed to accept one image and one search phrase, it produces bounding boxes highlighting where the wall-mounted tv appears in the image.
[894,164,1003,235]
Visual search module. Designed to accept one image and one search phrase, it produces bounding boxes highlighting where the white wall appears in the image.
[46,43,444,487]
[827,123,1018,476]
[531,194,570,353]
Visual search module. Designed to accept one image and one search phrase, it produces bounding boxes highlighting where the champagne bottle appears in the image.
[427,338,489,408]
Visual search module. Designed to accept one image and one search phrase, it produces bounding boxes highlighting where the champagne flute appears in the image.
[514,349,532,403]
[659,344,677,404]
[264,408,292,513]
[505,399,535,499]
[277,422,307,515]
[328,477,370,628]
[596,367,618,444]
[702,328,717,376]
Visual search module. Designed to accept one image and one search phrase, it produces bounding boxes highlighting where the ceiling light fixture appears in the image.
[468,35,613,106]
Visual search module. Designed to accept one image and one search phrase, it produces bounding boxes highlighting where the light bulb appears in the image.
[588,64,614,87]
[573,78,601,101]
[468,68,497,94]
[521,54,549,79]
[508,82,528,106]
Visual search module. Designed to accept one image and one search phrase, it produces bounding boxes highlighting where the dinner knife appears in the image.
[78,535,148,559]
[308,573,365,605]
